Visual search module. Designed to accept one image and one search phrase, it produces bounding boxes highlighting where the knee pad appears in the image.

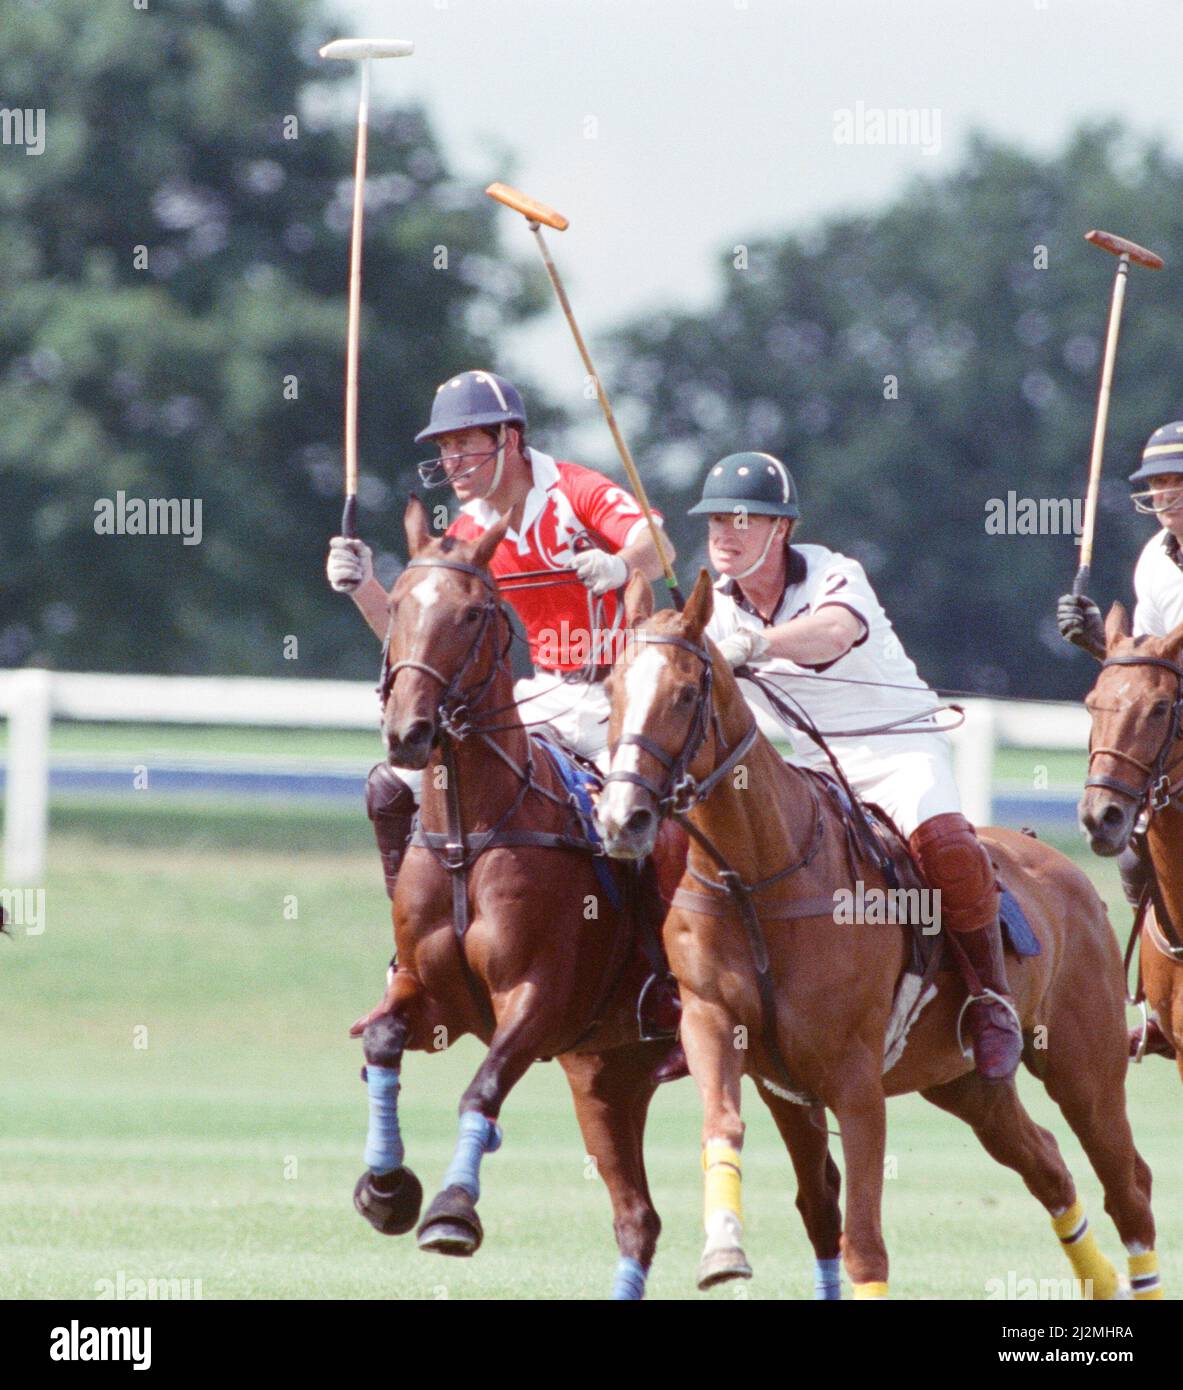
[908,812,998,933]
[366,763,417,823]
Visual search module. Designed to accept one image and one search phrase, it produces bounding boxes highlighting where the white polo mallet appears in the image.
[319,38,414,537]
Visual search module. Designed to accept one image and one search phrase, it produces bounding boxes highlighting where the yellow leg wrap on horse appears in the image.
[702,1141,743,1228]
[1128,1250,1163,1300]
[1051,1201,1119,1300]
[852,1281,889,1299]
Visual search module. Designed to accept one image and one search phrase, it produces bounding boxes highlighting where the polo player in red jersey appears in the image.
[326,368,680,1032]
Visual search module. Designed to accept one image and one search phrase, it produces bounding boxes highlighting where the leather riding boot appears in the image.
[953,920,1023,1082]
[365,764,418,900]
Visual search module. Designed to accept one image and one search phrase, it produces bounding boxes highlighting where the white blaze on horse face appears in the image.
[411,569,448,633]
[601,647,666,833]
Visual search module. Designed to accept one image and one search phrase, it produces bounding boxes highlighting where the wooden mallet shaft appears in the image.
[485,182,683,608]
[320,38,414,537]
[1074,229,1164,596]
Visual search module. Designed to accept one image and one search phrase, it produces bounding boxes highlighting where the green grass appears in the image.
[2,805,1178,1301]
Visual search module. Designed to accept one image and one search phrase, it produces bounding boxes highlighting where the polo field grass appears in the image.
[3,808,1178,1300]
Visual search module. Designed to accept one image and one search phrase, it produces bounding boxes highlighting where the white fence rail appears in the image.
[0,669,1091,885]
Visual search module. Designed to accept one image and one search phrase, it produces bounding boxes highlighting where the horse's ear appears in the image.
[623,570,654,627]
[681,568,714,640]
[470,511,511,570]
[404,495,432,557]
[1104,601,1132,650]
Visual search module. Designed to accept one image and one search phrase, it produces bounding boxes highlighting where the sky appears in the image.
[343,0,1183,417]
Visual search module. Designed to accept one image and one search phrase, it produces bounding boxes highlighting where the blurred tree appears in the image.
[0,0,546,675]
[610,124,1183,700]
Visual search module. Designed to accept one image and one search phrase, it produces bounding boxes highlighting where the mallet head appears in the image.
[1085,229,1164,270]
[485,182,569,232]
[319,38,414,61]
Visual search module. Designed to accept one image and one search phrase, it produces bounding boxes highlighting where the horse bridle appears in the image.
[379,557,513,738]
[1085,654,1183,816]
[602,633,758,816]
[602,632,822,1096]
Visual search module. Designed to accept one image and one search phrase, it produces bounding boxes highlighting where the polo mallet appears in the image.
[1073,229,1164,597]
[319,38,415,538]
[485,182,684,608]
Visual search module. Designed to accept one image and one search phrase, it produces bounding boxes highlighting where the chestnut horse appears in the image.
[597,570,1161,1300]
[1079,602,1183,1080]
[349,499,680,1299]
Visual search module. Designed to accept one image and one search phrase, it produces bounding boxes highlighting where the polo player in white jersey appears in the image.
[692,451,1022,1082]
[1057,419,1183,1058]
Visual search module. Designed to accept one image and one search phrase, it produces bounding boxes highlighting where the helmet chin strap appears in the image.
[732,519,785,580]
[474,425,507,500]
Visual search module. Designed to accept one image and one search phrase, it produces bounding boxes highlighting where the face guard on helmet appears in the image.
[413,370,527,496]
[1129,423,1183,515]
[416,429,507,491]
[1131,481,1183,515]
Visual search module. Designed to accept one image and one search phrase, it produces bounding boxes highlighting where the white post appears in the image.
[4,667,52,885]
[952,698,995,829]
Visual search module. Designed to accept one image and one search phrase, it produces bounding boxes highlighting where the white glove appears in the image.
[716,627,770,669]
[570,547,628,596]
[326,536,374,594]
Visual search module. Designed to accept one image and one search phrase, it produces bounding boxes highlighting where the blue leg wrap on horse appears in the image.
[814,1256,842,1300]
[443,1112,502,1198]
[362,1065,404,1176]
[611,1256,648,1301]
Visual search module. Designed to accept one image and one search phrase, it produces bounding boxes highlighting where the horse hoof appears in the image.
[697,1247,753,1290]
[417,1184,483,1257]
[354,1166,423,1237]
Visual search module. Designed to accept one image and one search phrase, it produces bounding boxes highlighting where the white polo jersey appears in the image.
[705,544,963,833]
[1133,529,1183,638]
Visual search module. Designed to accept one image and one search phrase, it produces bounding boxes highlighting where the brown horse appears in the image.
[1079,602,1183,1080]
[596,569,1162,1299]
[348,498,681,1299]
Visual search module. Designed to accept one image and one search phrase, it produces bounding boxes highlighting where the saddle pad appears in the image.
[999,886,1041,957]
[533,736,623,912]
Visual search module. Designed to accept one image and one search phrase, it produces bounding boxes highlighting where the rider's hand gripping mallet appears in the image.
[319,38,415,538]
[484,182,684,609]
[1073,229,1164,598]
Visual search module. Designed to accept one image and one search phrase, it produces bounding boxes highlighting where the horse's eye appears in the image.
[676,685,697,707]
[466,606,483,623]
[1152,700,1170,718]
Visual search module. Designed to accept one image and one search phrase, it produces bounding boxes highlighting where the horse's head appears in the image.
[597,568,718,860]
[1079,603,1183,856]
[379,496,511,768]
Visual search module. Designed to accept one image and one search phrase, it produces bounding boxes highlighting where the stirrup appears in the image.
[637,971,679,1043]
[1132,1000,1149,1065]
[955,988,1022,1061]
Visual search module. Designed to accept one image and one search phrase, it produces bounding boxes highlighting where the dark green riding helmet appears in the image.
[688,451,800,518]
